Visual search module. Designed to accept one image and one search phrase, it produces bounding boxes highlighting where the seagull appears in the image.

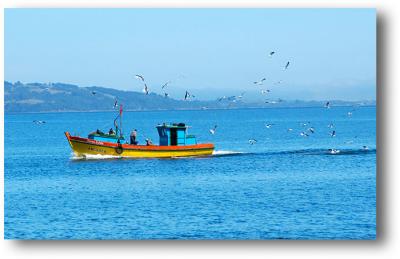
[300,132,309,137]
[254,78,266,85]
[135,74,145,82]
[265,100,278,104]
[328,123,335,129]
[184,91,190,100]
[330,130,336,137]
[91,91,96,95]
[268,51,275,57]
[325,101,331,109]
[308,127,315,134]
[328,149,340,154]
[113,100,118,109]
[161,81,172,89]
[164,93,169,98]
[363,145,369,150]
[142,84,149,95]
[264,123,273,129]
[261,89,270,95]
[209,125,217,135]
[284,61,290,70]
[248,139,257,145]
[287,128,293,132]
[33,120,46,124]
[237,92,245,99]
[347,111,353,117]
[218,96,227,101]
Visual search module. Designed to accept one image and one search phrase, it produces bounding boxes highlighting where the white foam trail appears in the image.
[212,150,244,156]
[71,153,121,160]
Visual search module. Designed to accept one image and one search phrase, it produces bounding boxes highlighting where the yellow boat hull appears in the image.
[65,132,214,158]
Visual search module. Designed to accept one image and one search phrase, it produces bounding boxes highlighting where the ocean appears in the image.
[4,106,376,239]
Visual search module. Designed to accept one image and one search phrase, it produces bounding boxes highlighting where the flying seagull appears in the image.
[209,125,217,135]
[265,123,274,129]
[135,74,145,82]
[300,132,309,137]
[308,127,315,134]
[237,92,245,99]
[325,101,331,109]
[261,89,270,95]
[254,78,266,85]
[143,84,149,95]
[268,51,275,57]
[284,61,290,70]
[184,91,191,100]
[248,139,257,145]
[113,100,118,109]
[161,81,172,89]
[164,93,169,98]
[330,130,336,137]
[91,91,96,95]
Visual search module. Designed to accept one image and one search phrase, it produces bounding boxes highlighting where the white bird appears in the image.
[264,123,273,129]
[237,92,245,99]
[328,123,335,129]
[284,61,290,70]
[164,93,169,98]
[363,145,369,150]
[308,127,315,134]
[161,81,172,89]
[184,91,191,100]
[113,100,118,109]
[254,78,266,85]
[91,91,96,95]
[347,111,353,117]
[261,89,270,95]
[248,139,257,145]
[268,51,275,57]
[33,120,46,124]
[300,132,309,137]
[218,96,227,102]
[135,74,145,82]
[330,130,336,137]
[287,128,293,132]
[328,149,340,154]
[325,101,331,109]
[209,125,217,135]
[143,84,149,95]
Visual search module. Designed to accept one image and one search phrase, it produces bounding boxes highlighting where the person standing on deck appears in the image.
[130,129,138,145]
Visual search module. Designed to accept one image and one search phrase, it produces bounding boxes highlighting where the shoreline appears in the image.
[4,104,377,115]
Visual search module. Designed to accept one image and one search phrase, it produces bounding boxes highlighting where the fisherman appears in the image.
[145,138,153,146]
[130,129,138,145]
[109,128,115,135]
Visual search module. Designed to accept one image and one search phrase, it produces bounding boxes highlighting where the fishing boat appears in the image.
[65,106,214,158]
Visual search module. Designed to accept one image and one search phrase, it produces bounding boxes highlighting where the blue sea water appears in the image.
[4,106,376,239]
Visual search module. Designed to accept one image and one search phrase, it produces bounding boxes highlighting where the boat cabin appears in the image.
[156,123,197,146]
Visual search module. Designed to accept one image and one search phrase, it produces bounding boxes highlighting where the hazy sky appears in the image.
[5,8,376,101]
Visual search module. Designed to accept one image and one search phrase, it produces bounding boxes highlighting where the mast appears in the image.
[119,104,123,138]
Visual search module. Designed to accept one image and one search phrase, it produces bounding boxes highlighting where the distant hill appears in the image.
[4,81,376,113]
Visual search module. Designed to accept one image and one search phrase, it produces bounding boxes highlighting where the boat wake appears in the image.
[70,153,122,160]
[212,150,245,156]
